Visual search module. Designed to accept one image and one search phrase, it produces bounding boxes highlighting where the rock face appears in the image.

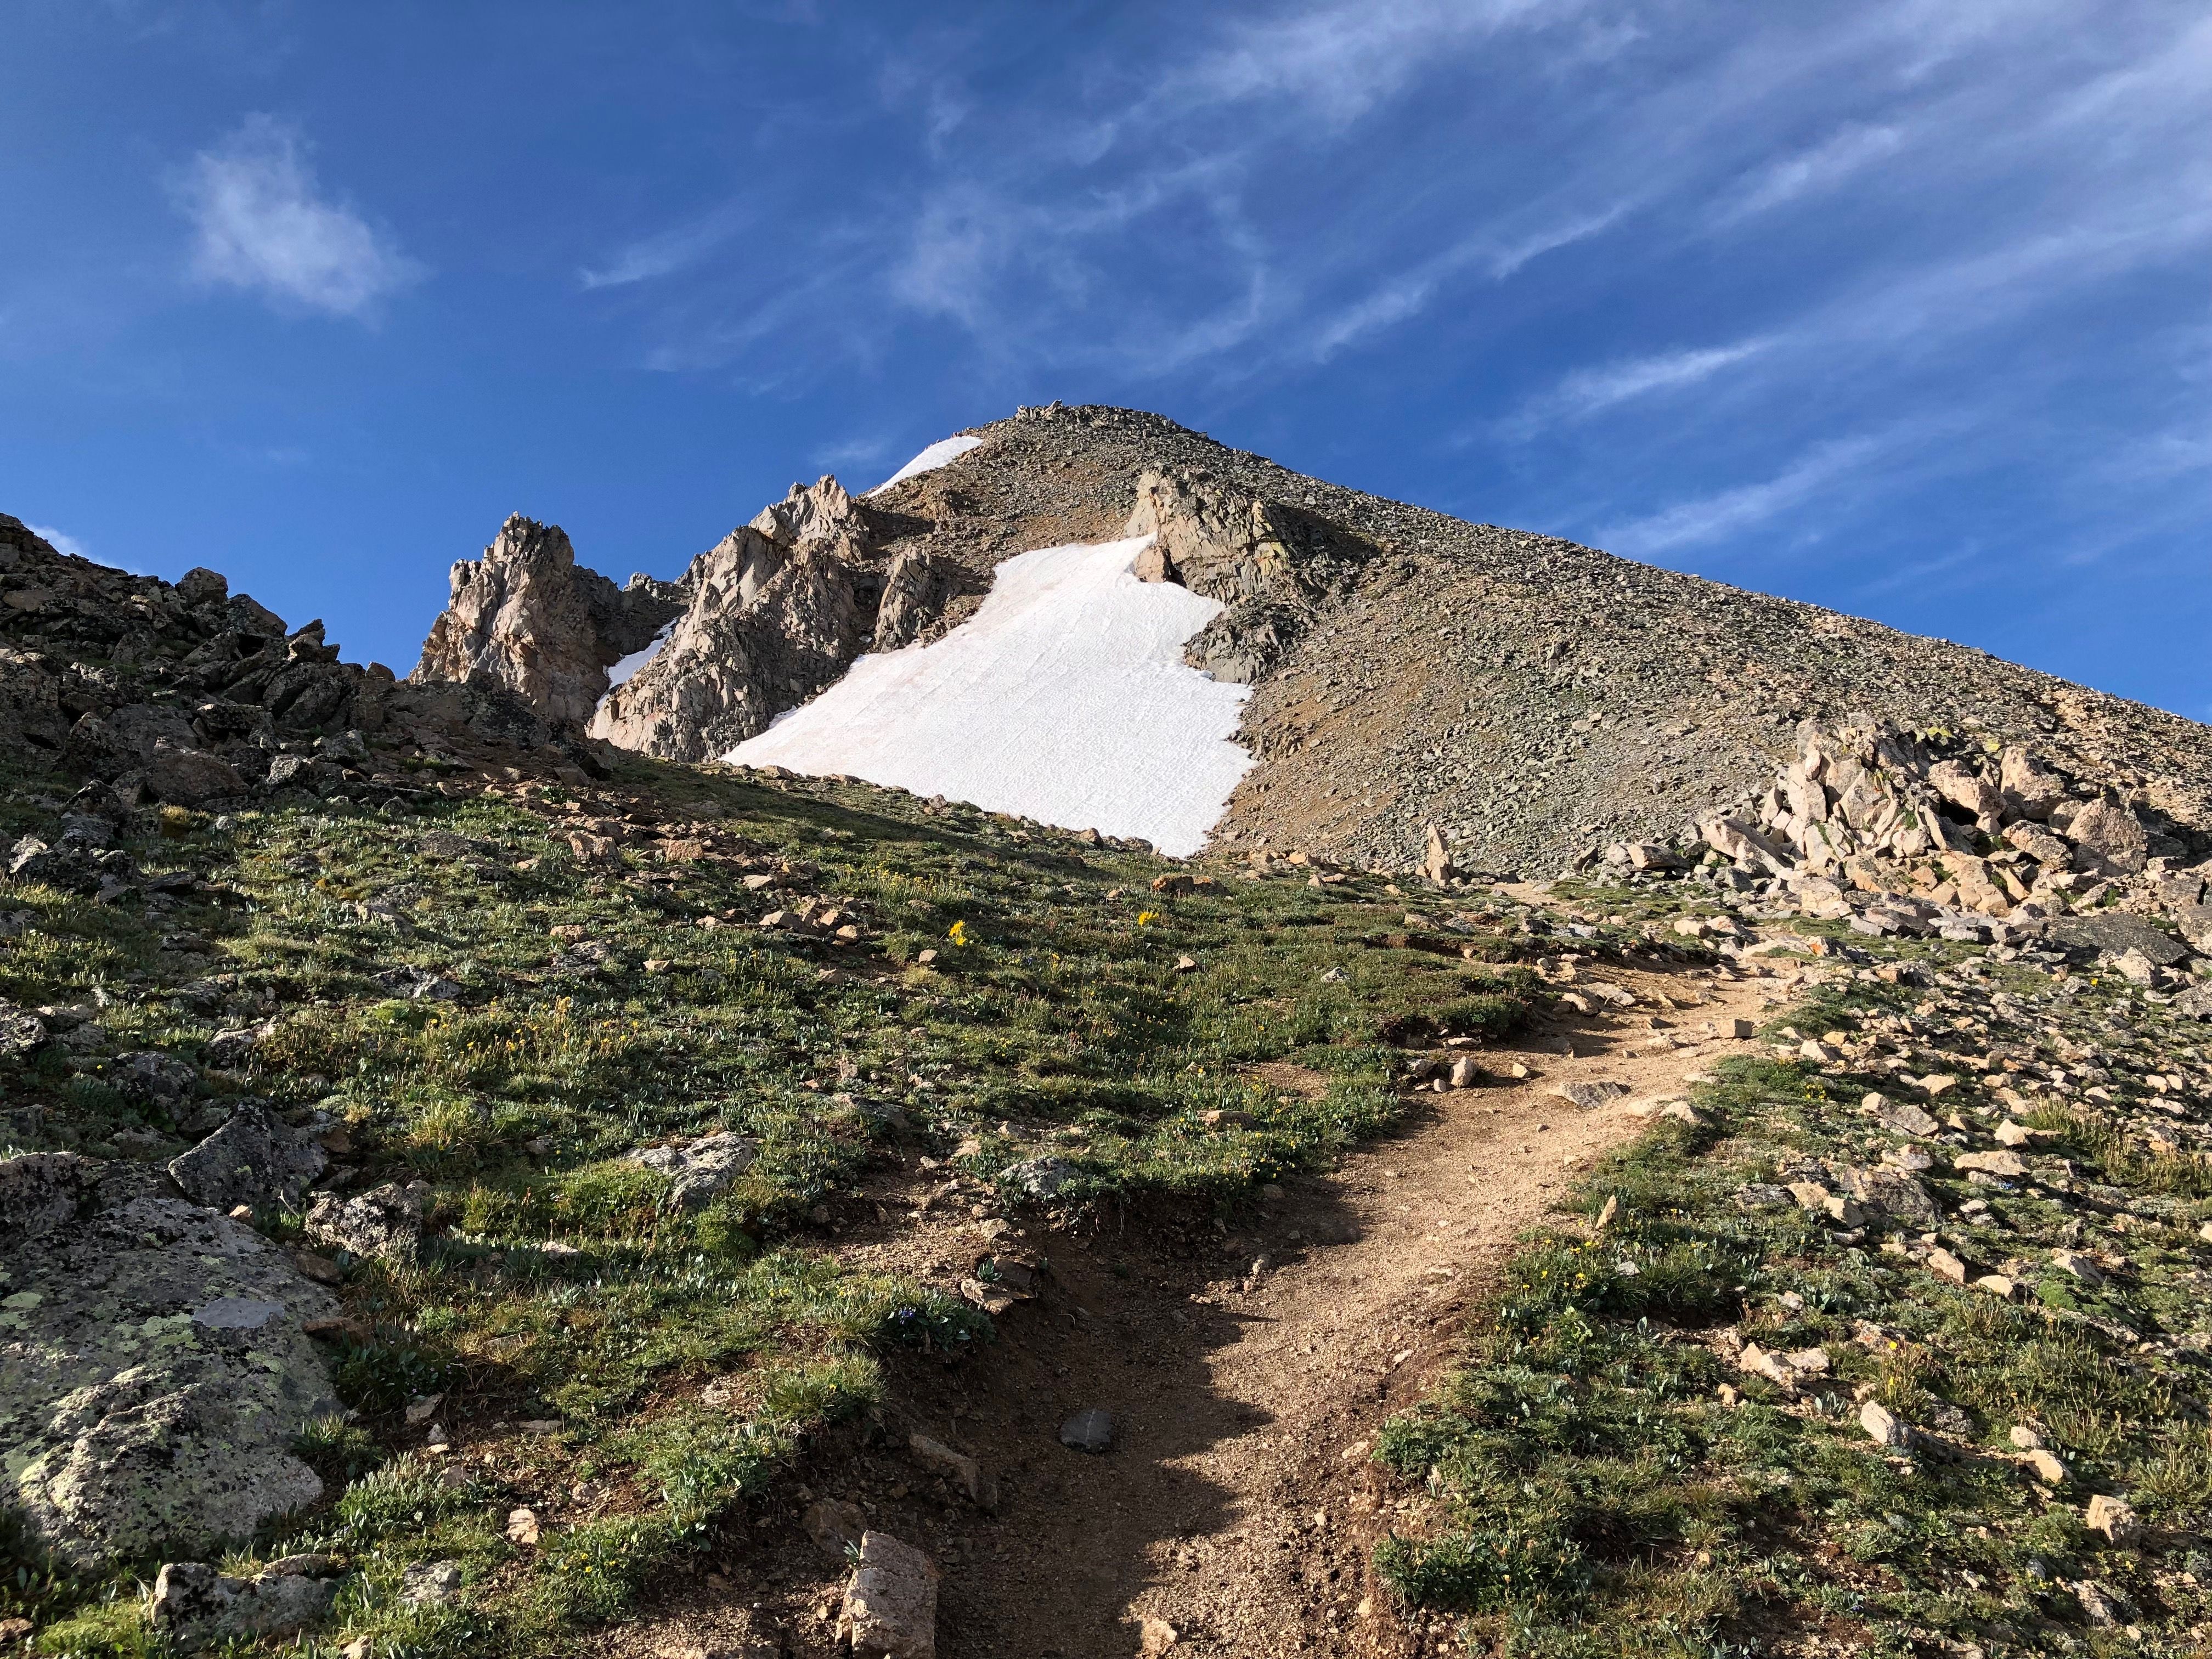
[411,514,683,729]
[872,549,964,654]
[0,1153,338,1570]
[1125,466,1362,686]
[591,477,957,761]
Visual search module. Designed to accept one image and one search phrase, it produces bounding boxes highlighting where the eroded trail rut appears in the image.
[608,958,1778,1659]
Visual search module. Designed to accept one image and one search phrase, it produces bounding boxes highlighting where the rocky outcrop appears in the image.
[1,1152,338,1571]
[1665,714,2211,962]
[0,517,387,806]
[590,477,946,761]
[1122,467,1365,685]
[1126,467,1314,602]
[411,514,683,729]
[872,549,966,653]
[1714,714,2199,896]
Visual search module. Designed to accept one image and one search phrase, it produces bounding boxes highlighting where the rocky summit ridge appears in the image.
[410,402,2212,880]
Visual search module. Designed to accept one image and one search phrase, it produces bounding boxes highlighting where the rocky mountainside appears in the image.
[412,514,683,729]
[409,404,2212,882]
[0,513,627,825]
[4,456,2212,1656]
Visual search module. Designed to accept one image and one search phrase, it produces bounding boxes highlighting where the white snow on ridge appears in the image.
[867,433,984,495]
[600,622,674,708]
[724,535,1252,856]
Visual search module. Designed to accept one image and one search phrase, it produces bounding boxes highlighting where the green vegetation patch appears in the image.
[0,758,1553,1654]
[1374,961,2212,1657]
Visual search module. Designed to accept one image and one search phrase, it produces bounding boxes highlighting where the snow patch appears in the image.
[601,622,674,706]
[724,535,1251,856]
[867,433,983,495]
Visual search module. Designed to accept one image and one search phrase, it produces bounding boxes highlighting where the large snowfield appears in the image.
[724,534,1253,856]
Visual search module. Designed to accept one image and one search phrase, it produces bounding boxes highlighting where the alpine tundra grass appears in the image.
[1374,900,2212,1657]
[0,756,1541,1656]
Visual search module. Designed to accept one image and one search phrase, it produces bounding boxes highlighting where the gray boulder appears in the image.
[2047,910,2191,967]
[1,1153,338,1571]
[149,1559,336,1652]
[401,1559,465,1605]
[1999,744,2068,820]
[2065,799,2149,876]
[1001,1154,1076,1201]
[111,1050,199,1115]
[142,742,245,808]
[1926,759,2002,825]
[305,1180,428,1262]
[167,1102,328,1211]
[0,998,48,1057]
[630,1131,760,1208]
[2002,820,2072,867]
[265,753,343,795]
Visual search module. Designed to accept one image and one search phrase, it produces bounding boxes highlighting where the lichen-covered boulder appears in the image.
[0,1153,338,1570]
[149,1559,337,1651]
[629,1131,760,1208]
[110,1050,200,1116]
[166,1102,328,1211]
[2063,798,2150,876]
[304,1180,428,1262]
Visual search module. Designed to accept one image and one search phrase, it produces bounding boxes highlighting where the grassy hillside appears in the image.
[1373,891,2212,1658]
[0,758,1541,1656]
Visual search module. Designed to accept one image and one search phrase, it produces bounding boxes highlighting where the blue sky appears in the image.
[3,1,2206,713]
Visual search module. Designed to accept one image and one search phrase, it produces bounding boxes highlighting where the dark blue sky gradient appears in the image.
[2,2,2205,709]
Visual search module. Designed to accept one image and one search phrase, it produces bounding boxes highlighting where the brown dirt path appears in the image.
[597,958,1779,1659]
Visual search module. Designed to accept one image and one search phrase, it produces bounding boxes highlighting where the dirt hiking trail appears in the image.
[599,955,1780,1659]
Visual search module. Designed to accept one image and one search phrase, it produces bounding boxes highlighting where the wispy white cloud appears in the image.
[1488,203,1630,278]
[1597,432,1893,554]
[1311,201,1630,359]
[1714,122,1906,222]
[1853,543,1982,599]
[1152,0,1580,129]
[1516,337,1775,428]
[580,202,749,290]
[2101,430,2212,483]
[28,524,87,561]
[172,115,421,318]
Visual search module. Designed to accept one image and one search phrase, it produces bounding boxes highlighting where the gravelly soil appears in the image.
[588,938,1773,1658]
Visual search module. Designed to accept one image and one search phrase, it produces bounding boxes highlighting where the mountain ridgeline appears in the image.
[409,403,2212,879]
